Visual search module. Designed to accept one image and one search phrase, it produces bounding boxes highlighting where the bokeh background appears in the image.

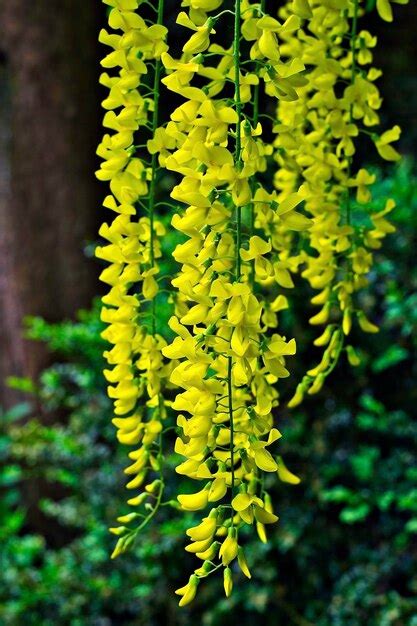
[1,2,417,625]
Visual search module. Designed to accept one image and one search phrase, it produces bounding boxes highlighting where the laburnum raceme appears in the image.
[239,1,311,333]
[159,0,315,604]
[95,0,175,558]
[272,0,407,406]
[96,0,407,605]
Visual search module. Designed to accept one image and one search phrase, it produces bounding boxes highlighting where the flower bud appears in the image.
[223,567,233,597]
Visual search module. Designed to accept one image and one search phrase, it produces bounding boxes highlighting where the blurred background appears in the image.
[1,2,417,625]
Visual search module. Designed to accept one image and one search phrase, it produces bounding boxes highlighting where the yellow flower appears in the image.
[375,126,401,161]
[175,575,199,607]
[276,456,301,485]
[219,529,238,566]
[178,487,210,511]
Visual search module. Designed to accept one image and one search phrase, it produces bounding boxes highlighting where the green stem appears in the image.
[213,8,234,20]
[248,0,266,284]
[321,331,345,379]
[345,0,359,226]
[148,0,164,335]
[233,0,242,281]
[252,0,265,129]
[350,0,359,95]
[227,356,236,504]
[226,0,243,516]
[132,481,164,537]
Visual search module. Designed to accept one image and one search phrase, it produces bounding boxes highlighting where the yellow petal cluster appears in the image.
[273,0,405,404]
[96,0,173,557]
[159,0,308,602]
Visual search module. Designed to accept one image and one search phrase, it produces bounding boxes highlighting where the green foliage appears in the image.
[1,162,417,625]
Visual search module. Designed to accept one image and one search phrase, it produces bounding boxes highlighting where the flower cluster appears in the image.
[158,0,315,603]
[273,0,406,405]
[96,0,407,604]
[95,0,173,557]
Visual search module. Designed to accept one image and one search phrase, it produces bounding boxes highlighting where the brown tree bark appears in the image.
[0,1,102,408]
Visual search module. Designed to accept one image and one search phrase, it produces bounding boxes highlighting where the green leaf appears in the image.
[405,518,417,534]
[321,486,352,503]
[372,345,408,373]
[377,491,395,511]
[359,394,385,415]
[351,447,379,481]
[6,377,36,394]
[340,503,371,524]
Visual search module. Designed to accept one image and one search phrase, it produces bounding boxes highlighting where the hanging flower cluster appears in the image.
[95,0,174,558]
[273,0,406,405]
[96,0,407,604]
[158,0,320,602]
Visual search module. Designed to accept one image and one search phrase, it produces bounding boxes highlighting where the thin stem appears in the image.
[236,204,242,282]
[196,562,224,580]
[213,8,234,20]
[233,0,242,281]
[345,0,359,226]
[227,356,236,504]
[322,332,344,378]
[148,0,164,334]
[142,0,158,11]
[226,0,243,521]
[249,0,265,285]
[252,0,265,131]
[132,481,164,537]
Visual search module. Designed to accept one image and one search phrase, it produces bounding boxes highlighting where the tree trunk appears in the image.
[0,0,102,408]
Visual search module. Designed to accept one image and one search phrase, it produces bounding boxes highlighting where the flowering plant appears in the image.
[96,0,407,604]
